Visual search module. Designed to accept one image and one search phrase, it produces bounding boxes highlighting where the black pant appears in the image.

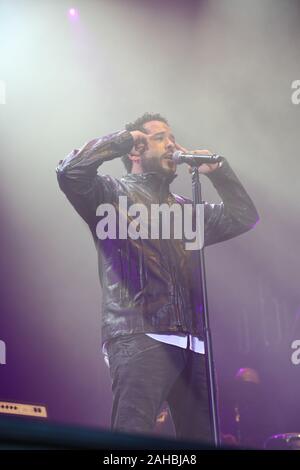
[106,333,213,443]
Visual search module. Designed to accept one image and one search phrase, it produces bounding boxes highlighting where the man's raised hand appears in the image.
[129,130,149,156]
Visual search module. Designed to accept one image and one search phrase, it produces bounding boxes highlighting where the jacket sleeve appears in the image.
[56,130,134,227]
[203,158,259,246]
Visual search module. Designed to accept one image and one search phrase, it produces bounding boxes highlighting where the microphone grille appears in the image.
[172,150,183,163]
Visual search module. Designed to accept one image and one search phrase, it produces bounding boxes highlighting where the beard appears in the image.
[140,154,176,180]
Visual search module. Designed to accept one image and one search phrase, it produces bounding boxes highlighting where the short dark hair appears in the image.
[122,112,169,173]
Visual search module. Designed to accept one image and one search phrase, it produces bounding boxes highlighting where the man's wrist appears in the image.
[110,130,134,155]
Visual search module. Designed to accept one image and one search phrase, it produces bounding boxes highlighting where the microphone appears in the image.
[172,150,223,166]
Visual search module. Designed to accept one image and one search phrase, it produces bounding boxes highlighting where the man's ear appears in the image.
[129,153,141,163]
[131,140,147,158]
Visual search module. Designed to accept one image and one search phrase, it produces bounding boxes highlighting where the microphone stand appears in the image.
[190,165,220,447]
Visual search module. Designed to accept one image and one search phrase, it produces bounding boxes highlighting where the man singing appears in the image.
[56,112,259,443]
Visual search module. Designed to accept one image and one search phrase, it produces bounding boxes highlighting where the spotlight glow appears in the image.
[68,8,79,19]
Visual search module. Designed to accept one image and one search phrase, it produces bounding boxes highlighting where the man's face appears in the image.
[139,120,177,177]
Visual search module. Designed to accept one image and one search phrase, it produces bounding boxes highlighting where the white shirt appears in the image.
[102,334,205,367]
[146,333,205,354]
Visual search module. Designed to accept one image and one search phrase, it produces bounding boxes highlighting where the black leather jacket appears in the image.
[56,130,259,345]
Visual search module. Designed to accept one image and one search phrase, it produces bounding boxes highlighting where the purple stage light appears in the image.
[68,8,79,19]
